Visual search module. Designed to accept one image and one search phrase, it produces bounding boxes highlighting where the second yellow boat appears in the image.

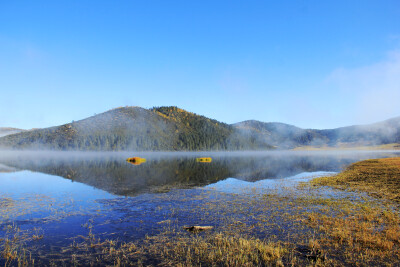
[196,157,212,163]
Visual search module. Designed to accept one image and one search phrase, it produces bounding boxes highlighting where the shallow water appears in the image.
[0,150,399,263]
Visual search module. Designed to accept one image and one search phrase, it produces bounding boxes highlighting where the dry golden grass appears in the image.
[310,157,400,202]
[301,157,400,264]
[28,226,293,266]
[140,232,288,267]
[0,224,35,266]
[303,201,400,264]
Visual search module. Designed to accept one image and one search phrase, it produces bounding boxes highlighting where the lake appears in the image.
[1,150,399,265]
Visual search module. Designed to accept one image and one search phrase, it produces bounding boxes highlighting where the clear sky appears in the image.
[1,1,400,130]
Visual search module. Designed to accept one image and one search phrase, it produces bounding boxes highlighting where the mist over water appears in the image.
[1,150,399,196]
[1,150,399,265]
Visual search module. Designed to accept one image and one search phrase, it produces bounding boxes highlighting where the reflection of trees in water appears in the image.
[0,156,232,196]
[0,152,398,196]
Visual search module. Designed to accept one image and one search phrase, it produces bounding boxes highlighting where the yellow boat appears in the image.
[126,157,147,165]
[196,157,212,163]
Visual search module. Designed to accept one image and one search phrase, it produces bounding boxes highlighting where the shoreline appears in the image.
[293,143,400,151]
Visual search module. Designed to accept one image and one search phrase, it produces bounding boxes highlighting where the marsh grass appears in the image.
[300,198,400,263]
[0,187,316,266]
[42,223,295,266]
[310,157,400,202]
[0,192,108,266]
[0,224,35,266]
[139,231,289,266]
[302,157,400,265]
[2,158,400,266]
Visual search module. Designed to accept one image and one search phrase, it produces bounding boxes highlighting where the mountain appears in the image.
[318,117,400,146]
[0,106,273,151]
[234,117,400,149]
[0,127,25,138]
[0,106,399,150]
[233,121,328,149]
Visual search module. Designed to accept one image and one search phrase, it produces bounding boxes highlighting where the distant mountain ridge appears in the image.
[0,106,399,150]
[235,117,400,149]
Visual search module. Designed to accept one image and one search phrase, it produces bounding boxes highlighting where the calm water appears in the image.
[0,150,399,262]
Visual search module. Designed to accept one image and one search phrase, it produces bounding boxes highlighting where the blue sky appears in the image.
[1,1,400,129]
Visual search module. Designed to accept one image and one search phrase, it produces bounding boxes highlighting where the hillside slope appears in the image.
[1,107,399,150]
[0,127,25,138]
[0,106,273,151]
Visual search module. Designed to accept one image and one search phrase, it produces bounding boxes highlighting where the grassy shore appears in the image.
[302,157,400,265]
[310,157,400,202]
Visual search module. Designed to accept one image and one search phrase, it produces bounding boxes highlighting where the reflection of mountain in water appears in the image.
[0,152,398,196]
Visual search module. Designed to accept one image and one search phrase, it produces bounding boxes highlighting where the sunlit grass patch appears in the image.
[302,201,400,264]
[300,157,400,264]
[31,221,295,266]
[310,157,400,203]
[142,232,288,266]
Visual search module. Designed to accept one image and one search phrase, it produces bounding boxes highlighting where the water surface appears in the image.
[0,150,399,263]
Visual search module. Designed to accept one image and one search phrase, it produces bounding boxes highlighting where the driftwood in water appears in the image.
[183,226,213,232]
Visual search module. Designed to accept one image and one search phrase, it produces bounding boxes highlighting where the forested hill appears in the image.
[1,106,399,150]
[0,106,273,151]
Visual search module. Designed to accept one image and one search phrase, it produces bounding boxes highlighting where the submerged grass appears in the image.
[0,224,35,266]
